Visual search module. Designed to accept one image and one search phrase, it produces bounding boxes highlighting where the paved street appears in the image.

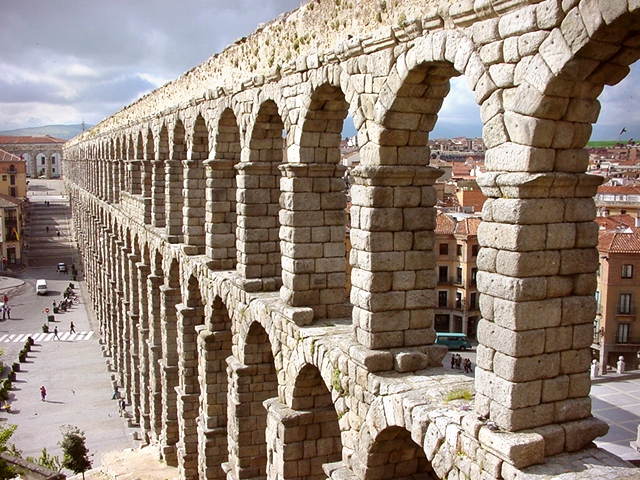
[0,180,133,468]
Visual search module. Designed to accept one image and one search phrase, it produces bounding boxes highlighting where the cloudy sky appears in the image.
[0,0,638,140]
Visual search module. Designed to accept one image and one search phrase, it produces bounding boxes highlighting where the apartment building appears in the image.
[434,211,481,339]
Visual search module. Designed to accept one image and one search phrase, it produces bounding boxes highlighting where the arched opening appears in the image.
[159,258,181,466]
[132,131,143,195]
[183,113,209,253]
[197,295,233,479]
[152,126,168,229]
[176,275,205,478]
[364,427,436,480]
[236,100,284,290]
[288,364,343,480]
[280,83,350,319]
[207,108,240,270]
[227,321,277,479]
[166,119,186,241]
[147,250,165,442]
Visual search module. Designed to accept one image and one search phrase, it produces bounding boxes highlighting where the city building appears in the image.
[0,135,65,178]
[435,211,481,339]
[594,215,640,373]
[0,150,27,266]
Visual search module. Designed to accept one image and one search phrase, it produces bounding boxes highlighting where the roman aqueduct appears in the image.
[63,0,640,478]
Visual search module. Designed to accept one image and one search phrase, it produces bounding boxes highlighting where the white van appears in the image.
[36,279,48,295]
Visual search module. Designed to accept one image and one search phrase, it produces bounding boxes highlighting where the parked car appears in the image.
[57,262,68,273]
[36,279,48,295]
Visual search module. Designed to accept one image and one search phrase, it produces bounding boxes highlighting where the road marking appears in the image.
[0,331,95,342]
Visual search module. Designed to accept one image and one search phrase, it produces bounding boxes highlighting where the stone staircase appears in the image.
[23,198,76,267]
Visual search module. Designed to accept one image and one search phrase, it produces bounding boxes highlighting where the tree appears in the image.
[26,447,61,472]
[0,424,19,479]
[59,425,92,480]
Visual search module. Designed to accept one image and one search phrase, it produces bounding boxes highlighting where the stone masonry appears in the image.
[63,0,640,479]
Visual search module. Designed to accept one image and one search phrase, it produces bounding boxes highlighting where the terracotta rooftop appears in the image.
[0,135,65,145]
[0,193,21,208]
[597,185,640,195]
[595,214,637,230]
[598,227,640,254]
[0,149,23,163]
[436,211,480,237]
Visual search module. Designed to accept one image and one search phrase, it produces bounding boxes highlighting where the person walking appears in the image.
[40,386,47,402]
[53,326,59,341]
[70,321,76,334]
[6,305,11,320]
[119,398,126,417]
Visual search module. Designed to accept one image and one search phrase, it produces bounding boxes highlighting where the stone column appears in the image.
[159,285,180,466]
[136,261,151,442]
[204,159,236,270]
[226,356,274,480]
[182,159,206,253]
[235,162,281,292]
[127,252,141,424]
[129,159,142,195]
[349,165,444,367]
[165,159,183,242]
[196,326,229,480]
[175,304,200,479]
[151,159,166,229]
[147,273,164,442]
[279,163,348,320]
[476,149,609,448]
[113,159,121,203]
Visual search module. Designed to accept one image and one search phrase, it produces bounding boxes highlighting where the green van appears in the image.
[435,332,472,350]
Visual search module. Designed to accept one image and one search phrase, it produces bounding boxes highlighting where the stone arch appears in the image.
[280,83,350,319]
[236,99,285,291]
[206,107,241,269]
[197,294,232,480]
[152,125,169,229]
[166,118,186,240]
[131,130,143,195]
[175,274,206,478]
[147,248,165,442]
[143,128,155,203]
[183,112,209,253]
[356,426,436,480]
[227,320,278,480]
[159,257,181,466]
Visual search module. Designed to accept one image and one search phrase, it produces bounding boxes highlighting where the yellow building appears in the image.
[434,211,481,339]
[0,149,27,266]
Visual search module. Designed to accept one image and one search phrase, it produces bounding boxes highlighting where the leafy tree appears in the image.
[0,424,19,479]
[59,425,92,479]
[26,447,61,472]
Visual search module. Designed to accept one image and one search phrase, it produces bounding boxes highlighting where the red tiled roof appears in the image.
[454,217,481,236]
[595,214,637,230]
[0,135,65,145]
[436,211,455,234]
[0,149,22,163]
[598,227,640,253]
[597,185,640,195]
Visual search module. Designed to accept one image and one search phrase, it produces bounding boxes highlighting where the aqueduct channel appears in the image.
[64,0,640,478]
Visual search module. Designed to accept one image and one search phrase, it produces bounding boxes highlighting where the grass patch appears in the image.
[444,389,472,403]
[587,140,620,147]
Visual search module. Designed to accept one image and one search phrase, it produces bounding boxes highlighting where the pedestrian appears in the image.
[0,306,4,321]
[6,306,11,320]
[119,398,126,417]
[3,294,7,303]
[52,300,56,309]
[46,226,49,233]
[57,231,60,237]
[70,321,75,334]
[53,326,59,341]
[455,354,462,370]
[450,354,455,369]
[40,386,47,402]
[111,386,119,400]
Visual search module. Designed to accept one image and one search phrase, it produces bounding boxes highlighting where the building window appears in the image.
[455,291,463,309]
[455,267,463,285]
[435,314,449,331]
[9,175,15,186]
[438,266,448,283]
[40,157,45,166]
[439,243,449,256]
[472,244,479,257]
[470,292,477,309]
[456,244,462,256]
[619,293,632,314]
[1,176,6,182]
[617,323,630,343]
[622,264,633,278]
[9,188,15,197]
[52,157,56,164]
[471,267,478,286]
[438,291,448,308]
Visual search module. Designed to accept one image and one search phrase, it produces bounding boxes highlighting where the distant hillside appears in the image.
[0,124,93,141]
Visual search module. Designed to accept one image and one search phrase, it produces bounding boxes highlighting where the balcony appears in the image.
[438,277,452,285]
[616,304,636,316]
[614,335,640,345]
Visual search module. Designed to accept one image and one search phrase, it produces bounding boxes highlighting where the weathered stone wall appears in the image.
[64,0,640,479]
